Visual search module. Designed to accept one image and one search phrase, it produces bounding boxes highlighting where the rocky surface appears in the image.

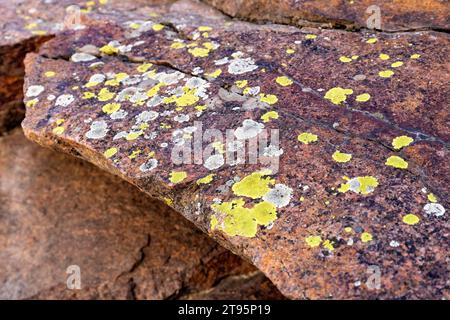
[0,0,180,134]
[19,0,449,299]
[204,0,450,31]
[0,128,283,300]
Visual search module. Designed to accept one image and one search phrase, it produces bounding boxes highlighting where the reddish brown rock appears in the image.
[204,0,450,31]
[0,128,283,299]
[0,0,179,134]
[20,2,449,300]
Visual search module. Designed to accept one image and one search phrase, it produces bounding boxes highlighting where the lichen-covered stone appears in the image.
[204,0,450,31]
[0,129,282,299]
[21,1,449,299]
[0,0,177,134]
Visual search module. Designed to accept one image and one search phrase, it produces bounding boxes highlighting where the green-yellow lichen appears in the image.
[332,150,352,163]
[391,61,403,68]
[102,102,121,114]
[231,171,274,199]
[97,88,115,101]
[197,174,215,185]
[392,135,413,150]
[322,239,334,251]
[99,44,119,55]
[211,198,277,238]
[259,94,278,105]
[403,214,420,225]
[104,147,118,158]
[261,111,279,123]
[356,93,371,102]
[427,193,437,203]
[379,70,394,78]
[169,171,187,184]
[297,132,318,144]
[385,155,408,169]
[305,235,322,248]
[361,232,373,243]
[324,87,353,105]
[338,176,379,195]
[275,76,293,86]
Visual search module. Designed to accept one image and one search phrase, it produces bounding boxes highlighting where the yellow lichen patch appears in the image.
[102,102,121,114]
[339,56,352,63]
[211,198,277,238]
[163,197,173,206]
[152,23,164,31]
[305,235,322,248]
[286,48,295,54]
[104,147,118,158]
[427,193,437,203]
[305,34,317,39]
[206,68,222,78]
[129,149,141,160]
[379,53,390,60]
[99,44,118,55]
[344,227,352,233]
[366,38,377,44]
[137,63,153,73]
[378,70,394,78]
[146,83,163,98]
[44,71,56,78]
[210,215,218,230]
[197,174,215,185]
[410,54,421,59]
[52,126,65,135]
[259,94,278,105]
[169,171,187,184]
[332,150,352,163]
[126,131,143,141]
[129,22,141,30]
[324,87,353,105]
[261,111,279,123]
[170,42,186,49]
[391,61,403,68]
[297,132,318,144]
[275,76,293,87]
[195,105,207,112]
[322,239,334,251]
[361,232,373,243]
[175,93,199,107]
[198,26,212,32]
[235,80,248,88]
[188,47,210,58]
[232,171,274,199]
[97,88,115,101]
[25,22,38,30]
[31,30,47,36]
[356,93,371,102]
[338,176,379,195]
[392,135,413,150]
[402,214,420,225]
[82,92,96,99]
[252,201,277,225]
[211,200,256,237]
[385,155,408,169]
[25,99,38,108]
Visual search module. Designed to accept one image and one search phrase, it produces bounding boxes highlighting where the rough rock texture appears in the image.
[20,0,449,300]
[0,0,178,134]
[204,0,450,31]
[0,128,283,300]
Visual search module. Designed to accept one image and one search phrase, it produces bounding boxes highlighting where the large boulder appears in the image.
[20,0,449,299]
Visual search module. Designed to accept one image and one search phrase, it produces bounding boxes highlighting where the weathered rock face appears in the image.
[0,128,283,300]
[204,0,450,31]
[0,0,178,134]
[20,0,449,300]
